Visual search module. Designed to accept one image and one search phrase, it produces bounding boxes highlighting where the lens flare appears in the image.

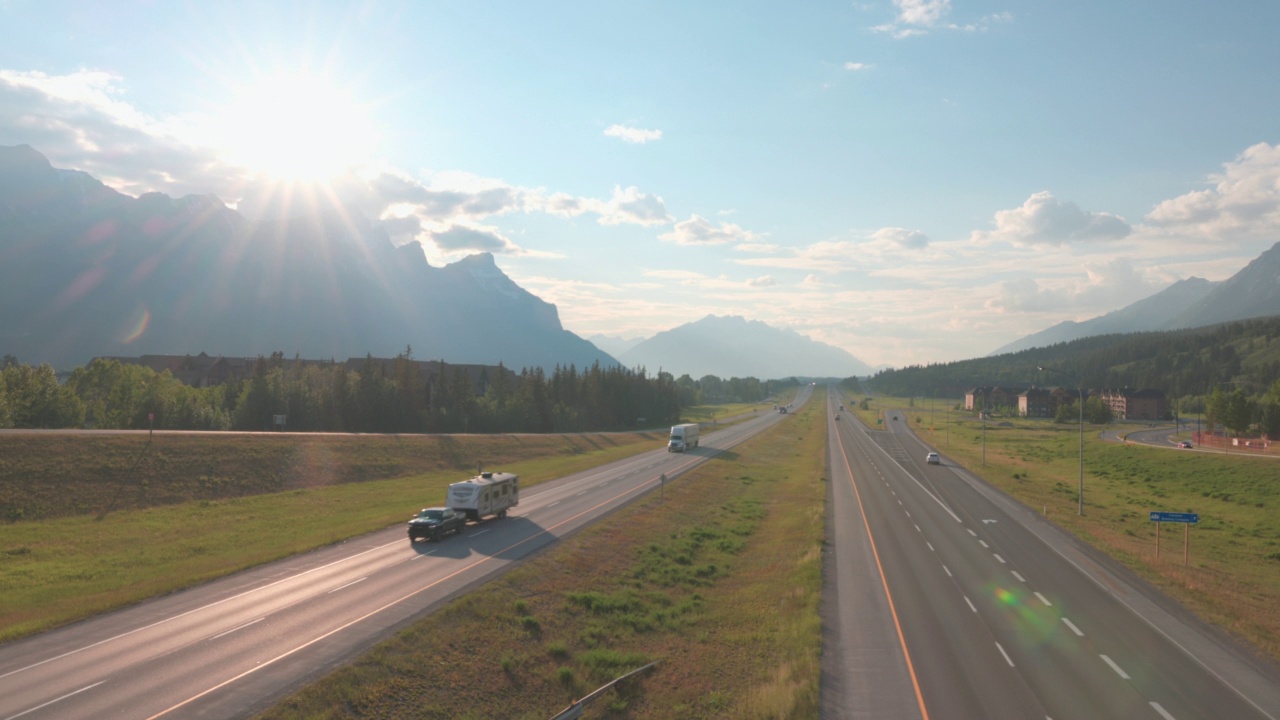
[121,307,150,344]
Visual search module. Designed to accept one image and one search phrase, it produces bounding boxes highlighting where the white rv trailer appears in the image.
[447,471,519,521]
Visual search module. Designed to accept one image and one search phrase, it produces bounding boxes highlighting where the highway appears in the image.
[0,388,809,720]
[821,391,1280,719]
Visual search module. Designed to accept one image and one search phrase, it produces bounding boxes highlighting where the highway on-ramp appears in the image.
[821,394,1280,719]
[0,388,810,720]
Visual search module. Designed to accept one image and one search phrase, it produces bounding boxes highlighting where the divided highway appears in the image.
[0,389,810,720]
[821,391,1280,719]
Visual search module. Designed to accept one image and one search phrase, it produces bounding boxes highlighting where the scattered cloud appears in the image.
[595,185,673,226]
[873,0,1012,38]
[871,226,929,250]
[1144,142,1280,243]
[603,124,663,144]
[843,62,875,72]
[984,256,1167,314]
[659,214,760,245]
[747,275,776,287]
[971,191,1131,246]
[429,224,522,254]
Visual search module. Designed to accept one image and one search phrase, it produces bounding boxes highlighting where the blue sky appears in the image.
[2,0,1279,368]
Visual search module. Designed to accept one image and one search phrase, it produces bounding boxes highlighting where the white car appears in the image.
[926,452,940,465]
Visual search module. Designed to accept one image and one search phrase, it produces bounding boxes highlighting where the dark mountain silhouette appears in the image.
[0,144,617,371]
[992,241,1280,355]
[618,314,872,379]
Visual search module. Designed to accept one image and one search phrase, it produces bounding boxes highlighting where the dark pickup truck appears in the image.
[407,507,467,542]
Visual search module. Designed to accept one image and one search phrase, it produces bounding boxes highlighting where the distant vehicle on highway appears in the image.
[926,452,940,465]
[448,471,519,521]
[407,507,466,542]
[668,423,700,452]
[1178,441,1193,448]
[835,414,840,421]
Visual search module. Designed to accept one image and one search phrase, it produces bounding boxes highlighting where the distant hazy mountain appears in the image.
[0,144,617,371]
[991,277,1218,355]
[618,315,872,379]
[1168,241,1280,329]
[992,240,1280,355]
[586,333,646,359]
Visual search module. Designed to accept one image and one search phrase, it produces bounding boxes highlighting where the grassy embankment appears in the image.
[845,393,1280,662]
[0,431,664,642]
[259,398,827,719]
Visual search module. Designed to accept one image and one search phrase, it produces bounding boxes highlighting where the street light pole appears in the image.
[1040,365,1085,516]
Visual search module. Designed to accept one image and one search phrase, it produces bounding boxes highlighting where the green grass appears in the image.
[0,434,662,642]
[257,394,827,719]
[860,394,1280,661]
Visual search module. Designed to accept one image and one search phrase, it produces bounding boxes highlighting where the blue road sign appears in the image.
[1150,511,1199,523]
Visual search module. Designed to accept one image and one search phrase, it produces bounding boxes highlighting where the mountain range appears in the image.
[0,144,616,372]
[618,315,873,379]
[992,241,1280,355]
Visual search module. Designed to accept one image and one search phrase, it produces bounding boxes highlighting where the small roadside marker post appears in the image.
[1150,511,1199,565]
[660,473,666,503]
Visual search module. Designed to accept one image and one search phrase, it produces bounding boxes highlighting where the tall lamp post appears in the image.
[1039,365,1085,516]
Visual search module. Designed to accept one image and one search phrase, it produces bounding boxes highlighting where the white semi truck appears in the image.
[447,471,519,521]
[667,423,700,452]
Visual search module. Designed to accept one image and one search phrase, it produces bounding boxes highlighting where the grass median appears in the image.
[259,398,827,719]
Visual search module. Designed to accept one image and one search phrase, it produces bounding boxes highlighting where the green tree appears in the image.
[1,363,84,427]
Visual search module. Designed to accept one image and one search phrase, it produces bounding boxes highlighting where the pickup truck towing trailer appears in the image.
[407,506,467,542]
[447,471,519,522]
[667,423,700,452]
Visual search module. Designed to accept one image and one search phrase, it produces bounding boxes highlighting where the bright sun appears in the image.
[216,72,377,182]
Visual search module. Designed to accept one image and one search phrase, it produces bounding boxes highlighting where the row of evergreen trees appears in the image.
[0,354,793,433]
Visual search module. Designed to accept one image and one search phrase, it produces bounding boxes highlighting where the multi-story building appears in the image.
[1100,388,1168,421]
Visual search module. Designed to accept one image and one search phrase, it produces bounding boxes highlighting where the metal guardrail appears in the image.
[548,661,659,720]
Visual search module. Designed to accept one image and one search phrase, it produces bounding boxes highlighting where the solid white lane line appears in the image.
[995,642,1015,667]
[327,577,367,594]
[1100,654,1130,679]
[211,618,264,640]
[4,681,105,720]
[1061,618,1084,636]
[1011,570,1026,582]
[965,596,977,613]
[1035,592,1052,606]
[994,554,1006,564]
[1150,701,1177,720]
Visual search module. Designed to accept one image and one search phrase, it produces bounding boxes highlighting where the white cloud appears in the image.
[873,0,1011,38]
[429,224,522,254]
[972,191,1131,246]
[747,275,776,287]
[871,226,929,250]
[595,185,673,226]
[659,214,759,245]
[843,62,875,72]
[1144,142,1280,243]
[984,256,1167,314]
[603,124,663,144]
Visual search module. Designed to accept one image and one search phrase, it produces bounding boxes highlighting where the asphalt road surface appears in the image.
[0,388,811,720]
[821,395,1280,719]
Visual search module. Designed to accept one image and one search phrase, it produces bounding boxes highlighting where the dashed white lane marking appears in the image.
[1011,570,1026,582]
[1035,592,1052,606]
[996,642,1016,667]
[926,542,935,552]
[943,565,952,577]
[979,540,989,548]
[993,554,1006,564]
[470,529,488,536]
[327,577,367,594]
[965,596,977,613]
[1062,618,1084,637]
[967,529,977,537]
[1101,654,1130,679]
[1150,701,1177,720]
[5,681,105,720]
[212,618,264,640]
[915,524,922,533]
